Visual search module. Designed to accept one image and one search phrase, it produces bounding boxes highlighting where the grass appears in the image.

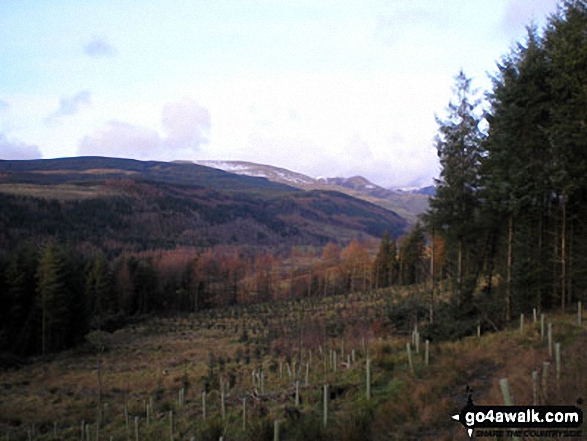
[0,291,585,440]
[0,183,117,200]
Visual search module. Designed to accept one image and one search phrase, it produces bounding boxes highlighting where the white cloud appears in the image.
[0,134,42,160]
[162,98,211,150]
[501,0,558,35]
[190,72,445,188]
[78,120,161,159]
[78,98,211,160]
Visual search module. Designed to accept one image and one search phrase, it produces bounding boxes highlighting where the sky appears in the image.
[0,0,559,188]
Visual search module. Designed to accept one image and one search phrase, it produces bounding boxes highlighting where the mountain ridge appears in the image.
[195,160,431,224]
[0,156,407,252]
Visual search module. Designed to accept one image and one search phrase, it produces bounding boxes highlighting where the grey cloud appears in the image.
[0,134,42,160]
[46,90,91,124]
[84,37,117,57]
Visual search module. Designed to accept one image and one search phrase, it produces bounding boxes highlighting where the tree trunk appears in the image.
[429,229,435,324]
[42,293,47,355]
[537,213,543,309]
[561,195,567,313]
[553,213,559,309]
[457,236,463,308]
[506,214,513,322]
[568,217,573,309]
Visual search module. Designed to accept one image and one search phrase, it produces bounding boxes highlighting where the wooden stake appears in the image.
[202,391,207,420]
[532,371,538,405]
[520,313,524,335]
[366,358,371,400]
[242,398,247,430]
[579,301,583,326]
[323,385,329,427]
[555,343,561,380]
[542,362,550,402]
[146,399,152,425]
[274,420,280,441]
[540,314,545,341]
[134,416,139,441]
[406,343,414,374]
[221,386,226,420]
[500,378,520,441]
[425,340,430,366]
[548,323,553,358]
[499,378,513,405]
[179,387,185,407]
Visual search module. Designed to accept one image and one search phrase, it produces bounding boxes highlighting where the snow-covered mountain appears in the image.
[195,161,316,187]
[194,160,431,224]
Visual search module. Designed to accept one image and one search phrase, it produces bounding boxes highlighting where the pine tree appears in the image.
[483,27,553,320]
[544,0,587,311]
[398,223,426,286]
[1,243,39,355]
[425,71,485,309]
[374,231,397,288]
[36,243,69,354]
[86,252,112,328]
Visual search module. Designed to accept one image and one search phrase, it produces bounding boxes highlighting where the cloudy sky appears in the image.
[0,0,558,188]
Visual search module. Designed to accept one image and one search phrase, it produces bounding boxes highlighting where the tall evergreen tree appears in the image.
[544,0,587,311]
[86,252,113,326]
[373,230,397,288]
[36,243,69,354]
[483,27,553,319]
[425,71,485,309]
[1,243,39,355]
[398,223,426,286]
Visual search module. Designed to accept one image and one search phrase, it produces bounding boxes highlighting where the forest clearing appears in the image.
[1,287,584,440]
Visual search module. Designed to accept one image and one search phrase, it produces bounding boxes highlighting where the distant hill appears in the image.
[0,156,296,196]
[196,160,431,224]
[412,185,435,196]
[0,157,407,252]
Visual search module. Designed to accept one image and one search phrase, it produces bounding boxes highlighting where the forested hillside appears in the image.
[0,157,408,357]
[0,157,406,251]
[424,0,587,336]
